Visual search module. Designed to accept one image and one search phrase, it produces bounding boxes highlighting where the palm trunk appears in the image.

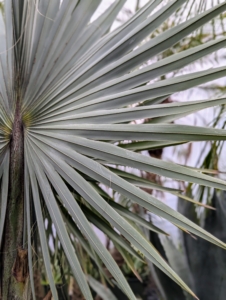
[1,101,28,299]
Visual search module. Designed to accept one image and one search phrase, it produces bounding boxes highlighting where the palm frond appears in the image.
[1,1,226,299]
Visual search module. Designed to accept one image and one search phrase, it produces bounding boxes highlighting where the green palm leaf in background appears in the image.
[1,0,226,299]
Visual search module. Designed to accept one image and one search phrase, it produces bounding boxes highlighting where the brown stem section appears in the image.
[1,101,26,299]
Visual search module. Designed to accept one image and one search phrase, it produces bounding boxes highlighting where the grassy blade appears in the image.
[30,123,226,142]
[34,97,226,125]
[26,143,59,300]
[87,276,117,300]
[24,158,36,299]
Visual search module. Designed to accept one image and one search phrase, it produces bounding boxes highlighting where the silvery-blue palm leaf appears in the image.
[1,0,226,299]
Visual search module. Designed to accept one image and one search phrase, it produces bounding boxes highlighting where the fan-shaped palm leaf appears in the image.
[1,1,226,299]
